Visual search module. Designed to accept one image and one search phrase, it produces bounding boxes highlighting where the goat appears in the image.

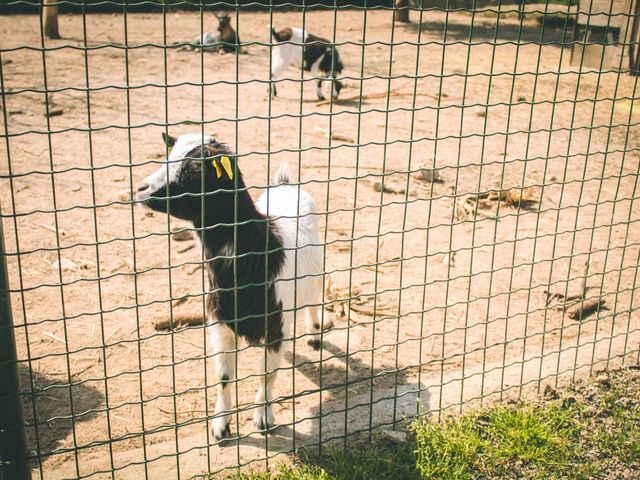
[270,27,344,101]
[137,133,329,440]
[178,12,241,54]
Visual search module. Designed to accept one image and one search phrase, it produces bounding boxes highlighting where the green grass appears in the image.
[413,405,594,480]
[233,441,420,480]
[223,368,640,480]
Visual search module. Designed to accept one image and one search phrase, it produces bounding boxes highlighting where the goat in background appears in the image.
[270,27,344,101]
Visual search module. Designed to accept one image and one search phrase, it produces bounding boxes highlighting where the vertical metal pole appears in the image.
[0,215,31,480]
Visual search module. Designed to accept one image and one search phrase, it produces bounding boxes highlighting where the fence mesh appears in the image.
[1,0,640,478]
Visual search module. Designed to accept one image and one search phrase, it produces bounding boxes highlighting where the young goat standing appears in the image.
[137,133,328,440]
[270,27,344,101]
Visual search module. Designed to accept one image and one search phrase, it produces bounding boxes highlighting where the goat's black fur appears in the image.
[141,138,285,349]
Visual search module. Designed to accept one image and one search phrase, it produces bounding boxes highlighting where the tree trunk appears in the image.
[395,0,410,23]
[44,0,60,39]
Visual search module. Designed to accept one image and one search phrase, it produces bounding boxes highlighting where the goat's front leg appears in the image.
[208,322,236,441]
[316,79,326,101]
[269,73,278,98]
[254,342,284,433]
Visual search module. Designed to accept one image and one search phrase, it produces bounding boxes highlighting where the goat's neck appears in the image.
[194,189,284,299]
[194,189,273,262]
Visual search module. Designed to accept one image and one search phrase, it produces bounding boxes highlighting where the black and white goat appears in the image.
[270,27,344,101]
[178,12,241,54]
[137,133,328,440]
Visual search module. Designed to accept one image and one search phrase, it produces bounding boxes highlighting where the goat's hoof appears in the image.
[256,422,277,436]
[211,419,232,442]
[317,95,326,101]
[254,408,275,435]
[307,338,322,351]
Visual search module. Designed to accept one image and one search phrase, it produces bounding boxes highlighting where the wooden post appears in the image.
[395,0,410,23]
[43,0,60,39]
[629,0,640,74]
[516,0,524,21]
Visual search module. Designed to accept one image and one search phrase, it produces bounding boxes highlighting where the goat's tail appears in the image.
[274,162,291,185]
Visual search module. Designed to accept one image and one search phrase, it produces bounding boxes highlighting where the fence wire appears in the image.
[1,0,640,478]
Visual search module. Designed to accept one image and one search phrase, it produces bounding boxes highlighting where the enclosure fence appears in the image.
[1,0,640,478]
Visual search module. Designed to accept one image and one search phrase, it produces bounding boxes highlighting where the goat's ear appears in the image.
[162,133,177,148]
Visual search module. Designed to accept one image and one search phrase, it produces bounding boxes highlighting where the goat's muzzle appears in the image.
[136,182,152,202]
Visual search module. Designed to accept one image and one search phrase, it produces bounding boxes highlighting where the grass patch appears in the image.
[413,404,590,480]
[233,440,419,480]
[226,367,640,480]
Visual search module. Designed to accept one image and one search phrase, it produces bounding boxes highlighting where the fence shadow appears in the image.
[234,333,430,453]
[19,364,104,458]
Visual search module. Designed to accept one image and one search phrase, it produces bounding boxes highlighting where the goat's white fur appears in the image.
[271,27,307,75]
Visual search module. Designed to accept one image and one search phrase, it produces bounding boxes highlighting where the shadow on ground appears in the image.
[405,13,576,45]
[19,364,104,458]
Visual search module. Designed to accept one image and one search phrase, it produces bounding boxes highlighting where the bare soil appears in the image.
[1,5,639,479]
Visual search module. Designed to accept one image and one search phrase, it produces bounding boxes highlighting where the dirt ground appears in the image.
[1,5,640,479]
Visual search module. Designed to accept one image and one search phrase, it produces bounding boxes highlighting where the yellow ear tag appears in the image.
[212,159,222,178]
[220,156,233,180]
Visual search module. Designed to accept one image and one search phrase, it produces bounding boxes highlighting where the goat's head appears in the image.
[215,12,231,32]
[137,133,240,222]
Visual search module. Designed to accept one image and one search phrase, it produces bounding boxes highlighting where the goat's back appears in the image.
[271,27,306,69]
[256,183,322,319]
[256,182,319,251]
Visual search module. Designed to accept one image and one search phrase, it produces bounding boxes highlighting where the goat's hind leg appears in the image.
[254,340,284,433]
[305,276,333,350]
[209,321,237,441]
[269,73,278,98]
[305,305,325,350]
[305,302,334,350]
[270,57,287,99]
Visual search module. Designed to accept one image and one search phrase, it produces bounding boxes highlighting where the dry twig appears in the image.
[489,188,539,210]
[153,313,203,331]
[567,297,605,320]
[452,187,539,222]
[545,258,589,310]
[324,276,397,321]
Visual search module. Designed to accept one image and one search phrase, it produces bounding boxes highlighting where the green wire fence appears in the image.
[1,0,640,478]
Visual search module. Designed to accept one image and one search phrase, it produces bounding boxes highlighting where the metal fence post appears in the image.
[0,214,31,480]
